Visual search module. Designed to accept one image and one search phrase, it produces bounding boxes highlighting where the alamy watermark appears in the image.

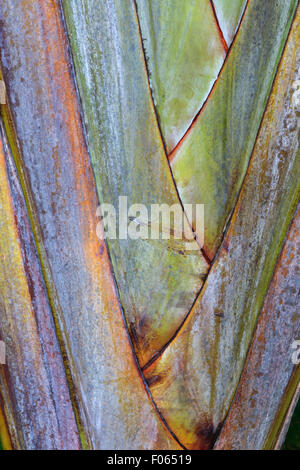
[292,80,300,107]
[292,340,300,365]
[96,196,204,250]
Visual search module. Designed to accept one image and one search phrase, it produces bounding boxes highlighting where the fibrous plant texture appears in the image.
[0,0,299,450]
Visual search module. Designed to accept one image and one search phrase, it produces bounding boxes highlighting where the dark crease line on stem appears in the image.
[209,0,228,53]
[168,0,250,161]
[132,0,210,262]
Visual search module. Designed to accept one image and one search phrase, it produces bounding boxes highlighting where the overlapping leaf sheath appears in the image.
[144,7,300,449]
[0,124,79,449]
[0,0,179,449]
[63,0,209,368]
[170,0,297,260]
[215,203,300,450]
[135,0,226,153]
[212,0,248,46]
